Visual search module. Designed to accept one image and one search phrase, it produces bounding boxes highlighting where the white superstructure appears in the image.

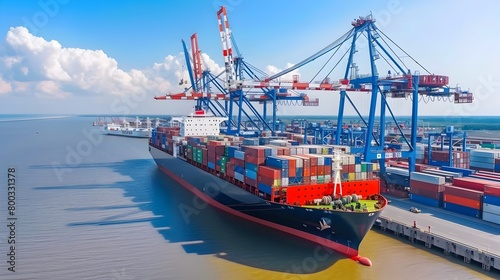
[173,110,227,137]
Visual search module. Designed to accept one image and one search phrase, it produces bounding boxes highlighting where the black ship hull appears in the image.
[149,144,383,264]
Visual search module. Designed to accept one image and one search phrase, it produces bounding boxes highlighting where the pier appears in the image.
[376,196,500,273]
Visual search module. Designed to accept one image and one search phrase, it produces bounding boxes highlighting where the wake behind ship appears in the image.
[149,110,387,266]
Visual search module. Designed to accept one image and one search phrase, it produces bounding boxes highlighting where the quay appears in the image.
[375,195,500,273]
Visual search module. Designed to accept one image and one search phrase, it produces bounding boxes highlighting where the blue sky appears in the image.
[0,0,499,117]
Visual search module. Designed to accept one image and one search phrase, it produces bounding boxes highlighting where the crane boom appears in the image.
[217,6,238,91]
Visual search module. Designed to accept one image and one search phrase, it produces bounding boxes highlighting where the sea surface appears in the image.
[0,115,498,280]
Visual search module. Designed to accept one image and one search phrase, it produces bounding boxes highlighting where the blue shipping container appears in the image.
[234,166,245,174]
[410,193,441,207]
[234,172,245,182]
[484,195,500,207]
[258,182,272,195]
[440,166,475,176]
[266,156,289,169]
[245,169,257,180]
[208,162,215,169]
[245,162,258,172]
[444,202,481,218]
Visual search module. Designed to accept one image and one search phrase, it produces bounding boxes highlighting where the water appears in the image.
[0,116,497,279]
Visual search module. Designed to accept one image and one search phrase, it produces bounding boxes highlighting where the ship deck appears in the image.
[302,200,380,212]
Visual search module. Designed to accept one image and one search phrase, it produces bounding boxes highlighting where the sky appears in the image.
[0,0,499,117]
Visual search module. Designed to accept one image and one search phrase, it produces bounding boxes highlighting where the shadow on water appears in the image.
[32,159,341,273]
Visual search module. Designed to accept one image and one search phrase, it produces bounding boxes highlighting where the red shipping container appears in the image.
[304,154,319,166]
[234,158,245,168]
[310,166,318,176]
[444,185,483,200]
[245,154,266,165]
[258,166,281,179]
[244,146,266,157]
[347,164,355,173]
[444,194,481,210]
[245,177,258,187]
[484,185,500,197]
[342,165,349,173]
[410,180,445,192]
[258,175,280,187]
[452,177,494,191]
[207,140,223,146]
[410,187,440,199]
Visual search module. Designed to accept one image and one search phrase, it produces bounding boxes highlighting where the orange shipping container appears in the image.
[303,167,310,177]
[318,165,326,176]
[444,194,481,210]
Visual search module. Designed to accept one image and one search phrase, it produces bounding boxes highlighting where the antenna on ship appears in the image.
[332,152,343,198]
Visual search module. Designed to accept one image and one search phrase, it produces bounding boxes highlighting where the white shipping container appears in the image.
[482,211,500,225]
[410,171,445,185]
[281,177,289,187]
[355,164,361,172]
[483,203,500,216]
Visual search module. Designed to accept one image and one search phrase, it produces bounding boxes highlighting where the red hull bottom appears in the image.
[157,164,373,266]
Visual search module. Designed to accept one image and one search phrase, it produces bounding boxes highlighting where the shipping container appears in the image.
[483,203,500,215]
[409,187,441,199]
[482,211,500,225]
[443,194,481,210]
[410,172,445,185]
[483,195,500,207]
[409,193,441,207]
[484,185,500,197]
[443,202,481,218]
[410,180,445,193]
[444,185,483,201]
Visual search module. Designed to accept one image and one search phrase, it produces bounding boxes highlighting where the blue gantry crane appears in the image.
[155,6,319,136]
[247,14,473,173]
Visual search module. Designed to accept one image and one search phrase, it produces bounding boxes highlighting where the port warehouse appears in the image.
[152,126,381,205]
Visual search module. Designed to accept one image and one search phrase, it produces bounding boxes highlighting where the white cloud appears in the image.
[0,26,227,101]
[265,62,301,82]
[0,76,11,94]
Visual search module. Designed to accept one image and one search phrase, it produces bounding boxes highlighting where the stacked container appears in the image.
[429,150,470,168]
[470,149,500,171]
[443,185,483,218]
[409,172,445,207]
[483,185,500,224]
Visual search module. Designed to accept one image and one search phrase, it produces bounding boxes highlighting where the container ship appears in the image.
[148,109,387,266]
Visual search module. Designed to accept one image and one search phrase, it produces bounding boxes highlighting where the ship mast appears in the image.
[332,153,343,198]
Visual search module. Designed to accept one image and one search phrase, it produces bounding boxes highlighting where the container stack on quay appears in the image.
[402,166,500,224]
[409,171,445,207]
[428,150,470,169]
[443,184,483,218]
[469,149,500,172]
[483,185,500,224]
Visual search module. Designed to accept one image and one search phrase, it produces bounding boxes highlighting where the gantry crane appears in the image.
[260,14,472,173]
[155,6,319,136]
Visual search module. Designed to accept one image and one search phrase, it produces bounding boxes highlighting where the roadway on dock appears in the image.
[381,195,500,255]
